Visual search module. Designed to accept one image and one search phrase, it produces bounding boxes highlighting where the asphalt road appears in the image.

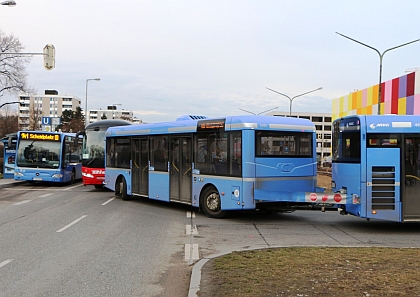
[0,182,191,297]
[1,181,419,297]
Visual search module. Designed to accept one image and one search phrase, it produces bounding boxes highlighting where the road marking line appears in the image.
[56,215,87,233]
[0,259,13,268]
[13,200,32,206]
[184,244,199,261]
[64,184,84,191]
[186,211,195,218]
[101,198,115,206]
[186,224,198,235]
[39,193,53,198]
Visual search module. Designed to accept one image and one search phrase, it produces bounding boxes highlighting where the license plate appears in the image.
[33,177,42,181]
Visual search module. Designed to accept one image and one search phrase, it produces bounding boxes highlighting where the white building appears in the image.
[267,111,332,164]
[18,90,81,131]
[87,106,135,124]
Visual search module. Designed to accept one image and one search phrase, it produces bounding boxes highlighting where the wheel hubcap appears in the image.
[206,193,220,211]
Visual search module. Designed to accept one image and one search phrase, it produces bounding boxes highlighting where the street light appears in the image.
[85,78,100,126]
[238,106,278,115]
[1,1,16,6]
[336,32,420,115]
[266,87,323,116]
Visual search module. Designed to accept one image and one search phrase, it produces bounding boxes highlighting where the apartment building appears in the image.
[87,105,135,124]
[18,90,81,131]
[267,111,332,163]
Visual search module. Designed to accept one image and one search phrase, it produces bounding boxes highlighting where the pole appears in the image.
[266,87,322,116]
[85,78,100,126]
[335,32,420,115]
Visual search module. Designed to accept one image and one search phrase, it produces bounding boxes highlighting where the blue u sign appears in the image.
[42,117,51,125]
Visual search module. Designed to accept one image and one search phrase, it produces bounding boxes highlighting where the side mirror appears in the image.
[74,131,84,146]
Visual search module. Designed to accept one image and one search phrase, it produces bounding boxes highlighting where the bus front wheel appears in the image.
[117,177,131,201]
[70,169,76,184]
[201,187,226,219]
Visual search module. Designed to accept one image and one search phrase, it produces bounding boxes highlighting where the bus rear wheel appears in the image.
[201,187,226,219]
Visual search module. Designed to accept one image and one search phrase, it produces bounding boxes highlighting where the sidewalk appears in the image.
[0,178,26,189]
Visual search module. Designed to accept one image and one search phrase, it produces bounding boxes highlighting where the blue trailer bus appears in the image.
[14,131,82,183]
[104,115,326,218]
[332,115,420,222]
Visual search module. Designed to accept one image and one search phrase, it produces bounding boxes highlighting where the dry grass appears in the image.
[200,247,420,297]
[317,173,332,191]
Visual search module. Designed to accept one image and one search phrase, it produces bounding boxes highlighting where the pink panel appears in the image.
[362,88,367,107]
[384,80,392,102]
[384,100,391,114]
[414,94,420,115]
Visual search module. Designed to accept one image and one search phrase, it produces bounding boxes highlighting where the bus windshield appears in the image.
[16,140,61,168]
[82,129,106,168]
[332,117,361,163]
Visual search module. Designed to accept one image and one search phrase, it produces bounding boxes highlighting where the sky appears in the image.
[1,0,420,123]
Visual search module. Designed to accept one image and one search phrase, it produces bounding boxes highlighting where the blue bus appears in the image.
[104,115,324,218]
[332,115,420,222]
[14,131,82,183]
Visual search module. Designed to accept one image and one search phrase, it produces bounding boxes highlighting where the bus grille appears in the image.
[371,166,396,210]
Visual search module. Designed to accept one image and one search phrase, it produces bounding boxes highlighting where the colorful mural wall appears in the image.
[332,71,420,120]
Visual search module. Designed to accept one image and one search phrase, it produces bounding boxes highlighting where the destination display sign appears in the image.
[20,132,61,142]
[197,119,225,131]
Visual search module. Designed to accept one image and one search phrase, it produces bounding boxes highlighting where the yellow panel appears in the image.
[339,96,344,113]
[372,84,379,105]
[356,90,362,109]
[398,97,406,115]
[366,105,372,115]
[352,92,358,110]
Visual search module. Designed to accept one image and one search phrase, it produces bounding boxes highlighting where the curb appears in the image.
[188,251,230,297]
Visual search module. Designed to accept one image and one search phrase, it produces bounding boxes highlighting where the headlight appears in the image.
[52,174,63,178]
[15,172,24,177]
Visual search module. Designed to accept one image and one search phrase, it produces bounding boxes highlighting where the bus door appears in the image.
[170,136,192,203]
[132,138,149,196]
[366,147,401,222]
[402,136,420,222]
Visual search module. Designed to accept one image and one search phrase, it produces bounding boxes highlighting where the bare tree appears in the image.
[0,29,32,99]
[0,104,18,138]
[28,101,42,130]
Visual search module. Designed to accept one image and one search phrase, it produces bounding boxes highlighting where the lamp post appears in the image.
[238,106,278,115]
[336,32,420,115]
[1,1,16,6]
[266,87,323,116]
[85,78,100,126]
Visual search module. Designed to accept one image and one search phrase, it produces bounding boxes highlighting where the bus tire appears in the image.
[70,169,76,184]
[201,187,226,219]
[120,177,131,201]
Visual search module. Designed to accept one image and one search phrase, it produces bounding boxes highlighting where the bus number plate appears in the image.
[33,177,42,181]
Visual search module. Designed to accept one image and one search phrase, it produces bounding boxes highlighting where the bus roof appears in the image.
[85,119,132,130]
[337,114,420,133]
[105,115,315,137]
